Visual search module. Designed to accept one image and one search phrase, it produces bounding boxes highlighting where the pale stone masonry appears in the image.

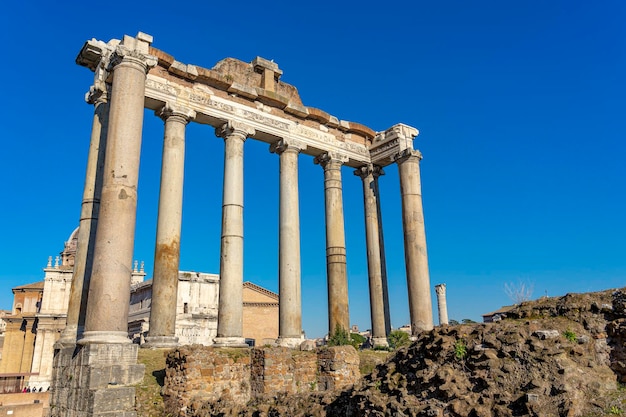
[51,31,436,415]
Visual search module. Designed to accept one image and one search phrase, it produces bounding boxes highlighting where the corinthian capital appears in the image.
[393,148,423,164]
[435,283,446,296]
[85,83,110,105]
[354,164,373,179]
[215,120,256,141]
[108,33,157,73]
[353,164,385,179]
[157,103,196,124]
[270,138,307,155]
[314,151,349,168]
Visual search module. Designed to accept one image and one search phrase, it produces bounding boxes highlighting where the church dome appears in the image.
[61,226,79,267]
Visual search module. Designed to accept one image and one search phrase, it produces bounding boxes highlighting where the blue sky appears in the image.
[0,1,624,338]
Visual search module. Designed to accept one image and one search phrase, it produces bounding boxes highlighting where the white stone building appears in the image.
[0,228,278,390]
[128,270,220,345]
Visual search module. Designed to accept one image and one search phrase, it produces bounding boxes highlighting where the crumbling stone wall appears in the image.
[250,347,318,395]
[164,346,252,414]
[163,345,359,416]
[317,346,360,391]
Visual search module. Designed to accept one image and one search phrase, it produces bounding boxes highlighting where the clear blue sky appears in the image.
[0,1,624,338]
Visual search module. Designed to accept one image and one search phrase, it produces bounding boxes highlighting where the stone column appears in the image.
[315,152,350,334]
[144,104,195,348]
[372,167,392,335]
[435,284,449,325]
[355,165,388,348]
[214,121,255,348]
[79,35,157,345]
[396,148,434,334]
[57,85,109,346]
[271,139,306,348]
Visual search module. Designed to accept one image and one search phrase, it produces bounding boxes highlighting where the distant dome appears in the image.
[61,227,79,267]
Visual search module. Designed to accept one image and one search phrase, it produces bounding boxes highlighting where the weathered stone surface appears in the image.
[163,346,360,416]
[181,289,626,417]
[533,329,560,339]
[50,343,143,417]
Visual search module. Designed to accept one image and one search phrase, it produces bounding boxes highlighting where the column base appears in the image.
[78,330,131,345]
[143,335,179,349]
[50,343,144,417]
[372,337,389,349]
[213,337,249,348]
[276,336,304,349]
[56,324,80,348]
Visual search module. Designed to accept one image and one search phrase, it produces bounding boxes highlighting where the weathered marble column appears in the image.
[355,165,388,348]
[315,152,350,334]
[79,35,157,345]
[214,121,255,348]
[271,139,306,348]
[57,85,109,346]
[372,167,392,335]
[435,284,449,325]
[396,148,434,334]
[144,104,195,348]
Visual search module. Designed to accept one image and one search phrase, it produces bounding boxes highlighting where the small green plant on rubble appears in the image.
[564,328,577,342]
[609,405,623,415]
[327,324,351,346]
[454,338,467,360]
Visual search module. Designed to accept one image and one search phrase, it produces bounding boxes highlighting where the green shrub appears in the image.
[327,324,351,346]
[350,332,366,349]
[388,330,410,349]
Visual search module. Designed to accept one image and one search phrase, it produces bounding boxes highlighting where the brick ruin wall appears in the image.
[163,346,360,416]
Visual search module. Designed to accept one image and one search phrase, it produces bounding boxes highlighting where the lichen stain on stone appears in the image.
[119,189,128,199]
[155,240,180,273]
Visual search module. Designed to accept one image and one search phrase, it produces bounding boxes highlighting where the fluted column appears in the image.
[372,167,392,335]
[144,104,195,348]
[355,165,388,348]
[57,86,109,346]
[79,36,157,345]
[435,284,449,325]
[396,149,434,334]
[315,152,350,334]
[214,121,255,347]
[271,139,305,347]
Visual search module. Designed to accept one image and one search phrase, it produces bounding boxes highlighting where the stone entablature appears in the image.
[76,36,418,168]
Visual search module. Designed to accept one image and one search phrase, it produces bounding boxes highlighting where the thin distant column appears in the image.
[144,103,195,348]
[79,35,157,345]
[396,149,434,334]
[372,166,391,335]
[58,85,109,345]
[355,165,388,348]
[214,121,255,348]
[271,139,305,348]
[435,284,449,325]
[315,152,350,334]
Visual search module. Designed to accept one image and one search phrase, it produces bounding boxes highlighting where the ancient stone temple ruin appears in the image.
[51,32,433,416]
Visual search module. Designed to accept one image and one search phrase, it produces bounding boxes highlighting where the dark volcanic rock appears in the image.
[191,288,626,417]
